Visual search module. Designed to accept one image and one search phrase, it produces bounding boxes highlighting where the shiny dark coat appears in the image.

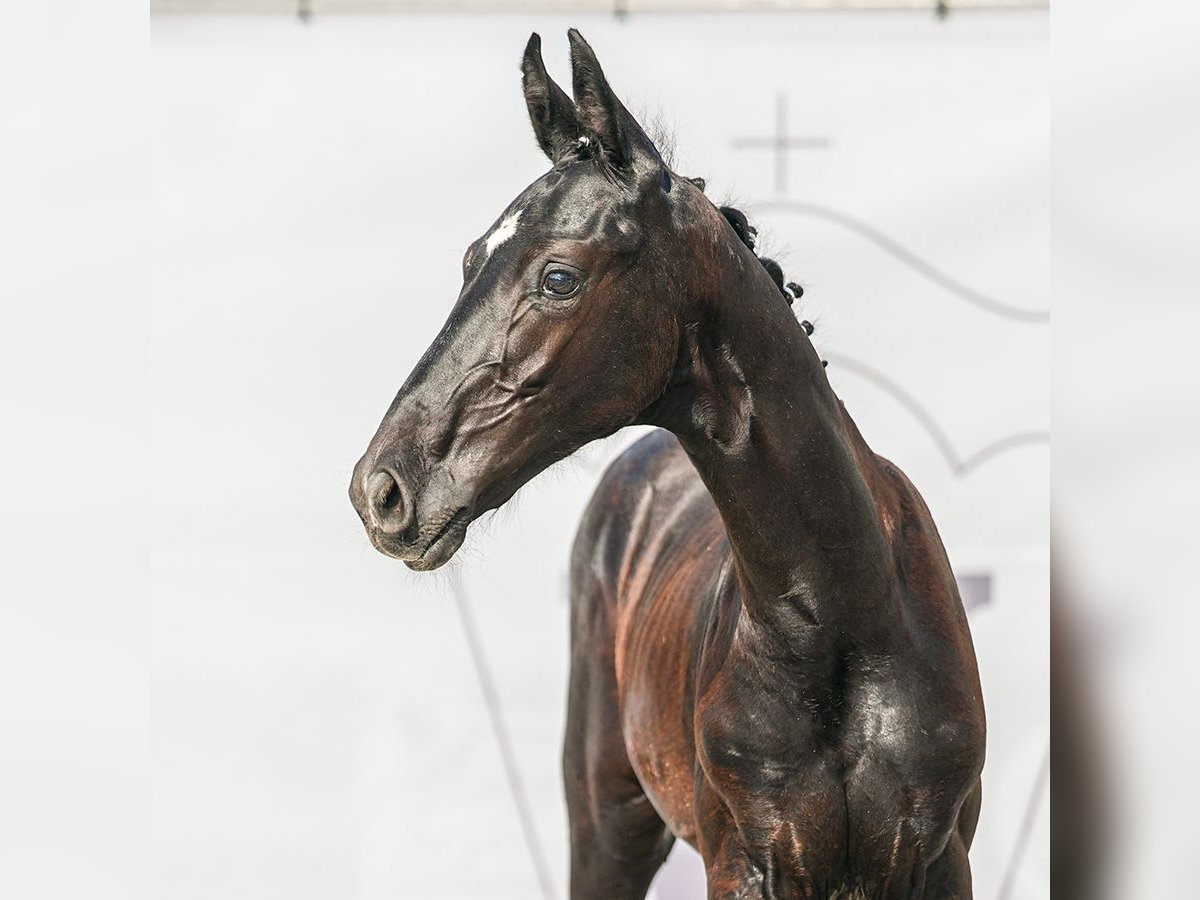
[351,30,985,900]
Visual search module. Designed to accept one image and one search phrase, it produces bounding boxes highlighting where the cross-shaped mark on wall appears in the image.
[731,92,831,196]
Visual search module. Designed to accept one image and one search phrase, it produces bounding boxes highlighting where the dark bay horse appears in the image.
[350,30,985,899]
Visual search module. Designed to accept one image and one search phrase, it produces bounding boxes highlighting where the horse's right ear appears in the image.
[567,28,664,177]
[521,33,581,163]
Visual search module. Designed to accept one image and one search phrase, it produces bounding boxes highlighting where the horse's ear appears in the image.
[567,28,663,174]
[522,33,582,163]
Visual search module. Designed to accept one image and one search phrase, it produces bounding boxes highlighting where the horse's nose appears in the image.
[364,468,413,534]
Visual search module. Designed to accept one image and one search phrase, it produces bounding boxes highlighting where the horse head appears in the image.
[350,30,722,570]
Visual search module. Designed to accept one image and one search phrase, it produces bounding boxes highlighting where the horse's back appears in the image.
[569,428,728,841]
[570,428,720,610]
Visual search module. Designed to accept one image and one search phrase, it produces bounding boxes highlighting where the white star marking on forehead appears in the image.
[484,209,522,259]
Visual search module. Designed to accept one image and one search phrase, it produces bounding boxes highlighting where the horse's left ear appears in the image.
[567,28,665,177]
[522,33,582,163]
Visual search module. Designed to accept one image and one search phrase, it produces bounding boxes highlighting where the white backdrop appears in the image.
[151,11,1047,899]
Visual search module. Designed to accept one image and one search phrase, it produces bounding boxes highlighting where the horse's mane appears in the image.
[699,184,816,342]
[711,200,805,310]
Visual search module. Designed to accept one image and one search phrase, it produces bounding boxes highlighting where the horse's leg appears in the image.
[701,846,766,900]
[955,779,983,852]
[921,834,972,899]
[692,787,766,900]
[922,780,982,899]
[563,580,674,900]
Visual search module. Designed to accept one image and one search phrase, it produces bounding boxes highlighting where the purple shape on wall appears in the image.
[956,573,992,614]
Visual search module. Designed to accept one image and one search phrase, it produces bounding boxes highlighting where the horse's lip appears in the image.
[404,507,471,572]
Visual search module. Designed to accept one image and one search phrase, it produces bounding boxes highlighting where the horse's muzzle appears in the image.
[350,459,472,571]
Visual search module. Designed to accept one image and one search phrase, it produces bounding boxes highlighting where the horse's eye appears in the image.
[541,268,581,298]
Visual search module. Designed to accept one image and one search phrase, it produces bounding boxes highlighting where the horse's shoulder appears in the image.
[868,453,983,711]
[869,453,952,576]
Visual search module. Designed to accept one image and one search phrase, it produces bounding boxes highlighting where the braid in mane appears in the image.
[686,179,822,364]
[716,204,806,310]
[696,184,816,364]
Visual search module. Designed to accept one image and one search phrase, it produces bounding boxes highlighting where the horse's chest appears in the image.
[695,674,852,842]
[691,657,973,894]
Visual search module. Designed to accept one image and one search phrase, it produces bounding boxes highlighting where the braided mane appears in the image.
[716,204,805,307]
[686,177,815,341]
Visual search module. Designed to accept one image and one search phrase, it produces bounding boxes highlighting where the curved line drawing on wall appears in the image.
[827,353,1049,475]
[757,201,1051,323]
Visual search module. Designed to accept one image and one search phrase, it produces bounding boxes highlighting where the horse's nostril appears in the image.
[366,469,409,533]
[370,471,400,509]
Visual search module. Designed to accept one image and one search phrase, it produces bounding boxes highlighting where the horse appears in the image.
[350,30,985,900]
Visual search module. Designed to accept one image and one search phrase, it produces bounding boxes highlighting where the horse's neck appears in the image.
[654,251,898,640]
